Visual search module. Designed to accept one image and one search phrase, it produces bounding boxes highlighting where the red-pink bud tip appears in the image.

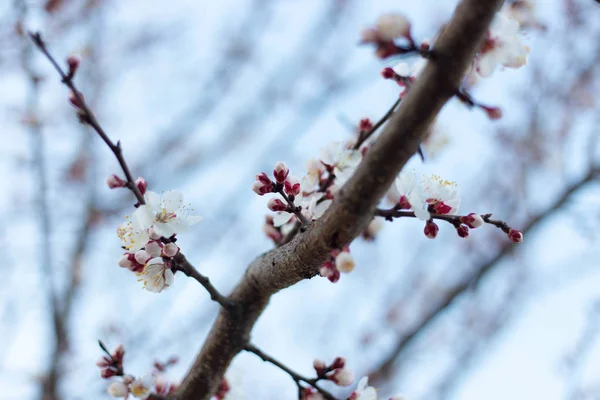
[273,161,290,184]
[456,225,470,238]
[507,228,524,243]
[424,221,439,239]
[107,174,127,189]
[381,67,396,80]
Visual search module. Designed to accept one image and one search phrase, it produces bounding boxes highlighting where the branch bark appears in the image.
[175,1,504,398]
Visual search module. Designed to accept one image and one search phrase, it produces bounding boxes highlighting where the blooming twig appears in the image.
[353,97,402,150]
[455,89,502,120]
[28,32,145,205]
[375,207,524,242]
[244,343,337,400]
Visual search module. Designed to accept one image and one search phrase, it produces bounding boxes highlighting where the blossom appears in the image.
[349,376,378,400]
[130,376,153,399]
[137,258,174,293]
[329,367,354,386]
[117,214,150,252]
[421,175,460,217]
[374,13,411,41]
[424,221,439,239]
[319,142,362,184]
[107,381,129,398]
[394,172,428,220]
[335,252,355,273]
[135,190,202,238]
[460,213,484,229]
[475,12,530,77]
[273,161,290,183]
[107,174,126,189]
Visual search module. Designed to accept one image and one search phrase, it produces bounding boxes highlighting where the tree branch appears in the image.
[369,166,600,383]
[244,344,336,400]
[175,1,504,398]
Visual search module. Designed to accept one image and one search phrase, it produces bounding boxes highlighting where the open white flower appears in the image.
[421,174,460,217]
[395,171,428,220]
[349,376,378,400]
[137,258,174,293]
[130,376,153,399]
[117,213,150,252]
[475,12,529,77]
[135,190,202,238]
[319,142,362,184]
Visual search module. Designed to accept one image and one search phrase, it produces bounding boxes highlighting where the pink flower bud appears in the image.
[107,174,126,189]
[162,243,179,257]
[456,225,470,238]
[256,172,272,185]
[313,359,327,375]
[267,198,287,212]
[335,252,355,273]
[135,177,148,195]
[284,176,301,196]
[424,221,439,239]
[329,368,354,386]
[359,28,379,43]
[148,226,161,240]
[145,240,163,257]
[359,118,373,132]
[507,228,524,243]
[381,67,396,80]
[117,254,134,269]
[134,250,151,265]
[68,90,85,109]
[66,55,80,76]
[262,223,283,243]
[100,368,117,379]
[96,356,111,368]
[375,14,411,41]
[111,344,125,363]
[398,195,411,210]
[460,213,484,229]
[252,181,272,196]
[419,39,431,52]
[331,356,346,369]
[107,381,129,398]
[482,105,503,120]
[273,161,290,184]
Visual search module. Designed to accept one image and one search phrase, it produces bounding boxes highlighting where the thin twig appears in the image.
[172,253,235,312]
[353,97,402,150]
[244,343,337,400]
[28,31,144,205]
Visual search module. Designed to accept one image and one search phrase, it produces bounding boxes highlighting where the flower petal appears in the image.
[162,190,183,213]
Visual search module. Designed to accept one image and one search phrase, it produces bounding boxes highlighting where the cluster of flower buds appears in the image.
[98,343,178,398]
[319,247,355,283]
[360,13,416,59]
[312,357,354,387]
[114,178,201,292]
[97,344,125,378]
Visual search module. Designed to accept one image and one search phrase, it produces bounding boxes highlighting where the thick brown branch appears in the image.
[175,1,503,398]
[370,166,599,383]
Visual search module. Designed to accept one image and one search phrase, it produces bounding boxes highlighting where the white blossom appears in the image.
[475,12,530,77]
[117,214,150,252]
[273,193,331,228]
[319,142,362,184]
[350,376,378,400]
[375,13,411,41]
[137,258,174,293]
[107,381,129,398]
[136,190,202,238]
[130,376,153,399]
[335,252,355,273]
